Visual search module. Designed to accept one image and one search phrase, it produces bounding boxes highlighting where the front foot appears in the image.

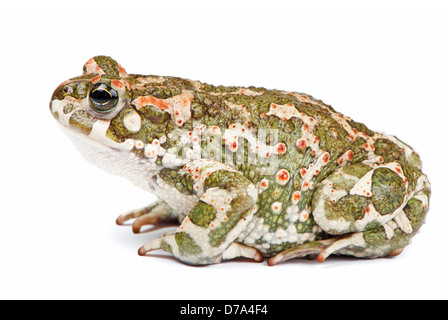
[116,200,178,233]
[138,237,263,264]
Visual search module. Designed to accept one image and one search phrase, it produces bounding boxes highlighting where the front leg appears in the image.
[138,160,261,265]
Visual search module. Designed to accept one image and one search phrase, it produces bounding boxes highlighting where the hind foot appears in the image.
[267,230,409,266]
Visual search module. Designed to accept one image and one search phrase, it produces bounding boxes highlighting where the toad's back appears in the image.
[50,56,430,265]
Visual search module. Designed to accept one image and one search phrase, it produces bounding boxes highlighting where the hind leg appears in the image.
[268,200,428,266]
[268,161,430,265]
[317,196,428,262]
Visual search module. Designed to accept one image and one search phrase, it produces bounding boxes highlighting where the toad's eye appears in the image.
[89,83,119,113]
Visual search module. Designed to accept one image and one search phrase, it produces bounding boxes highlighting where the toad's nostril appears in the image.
[50,83,70,115]
[61,84,73,95]
[51,84,67,102]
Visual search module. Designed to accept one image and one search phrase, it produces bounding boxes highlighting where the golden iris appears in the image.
[89,83,119,113]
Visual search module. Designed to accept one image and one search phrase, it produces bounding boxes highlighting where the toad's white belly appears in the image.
[60,124,198,216]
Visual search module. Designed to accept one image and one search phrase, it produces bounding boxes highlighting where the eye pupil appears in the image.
[89,83,119,113]
[91,87,113,101]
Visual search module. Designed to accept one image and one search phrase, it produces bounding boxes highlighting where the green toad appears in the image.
[50,56,431,265]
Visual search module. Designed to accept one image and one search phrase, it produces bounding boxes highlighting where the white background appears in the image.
[1,0,447,300]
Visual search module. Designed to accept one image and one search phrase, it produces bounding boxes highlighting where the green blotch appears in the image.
[69,110,96,135]
[363,227,388,247]
[175,232,202,256]
[190,201,217,228]
[313,122,352,158]
[342,163,373,179]
[371,167,406,216]
[161,239,173,254]
[364,226,413,254]
[326,195,370,221]
[374,138,405,163]
[92,56,120,78]
[403,198,426,231]
[107,107,138,142]
[204,171,250,194]
[401,163,422,192]
[208,209,248,247]
[159,168,195,195]
[136,105,170,124]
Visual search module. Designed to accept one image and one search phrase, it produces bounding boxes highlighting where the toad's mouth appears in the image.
[56,119,135,154]
[51,95,135,152]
